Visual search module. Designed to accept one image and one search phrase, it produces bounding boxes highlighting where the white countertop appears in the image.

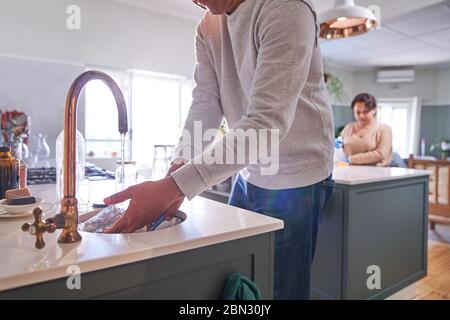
[0,166,430,292]
[0,181,283,292]
[332,166,430,185]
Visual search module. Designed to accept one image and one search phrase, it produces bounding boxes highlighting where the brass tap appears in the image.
[22,208,56,249]
[22,70,128,249]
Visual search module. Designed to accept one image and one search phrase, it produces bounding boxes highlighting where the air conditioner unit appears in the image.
[376,69,415,83]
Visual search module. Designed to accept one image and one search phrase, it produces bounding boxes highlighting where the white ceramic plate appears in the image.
[0,208,35,219]
[0,198,55,217]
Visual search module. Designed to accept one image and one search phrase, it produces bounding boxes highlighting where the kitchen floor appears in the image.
[414,225,450,300]
[428,224,450,244]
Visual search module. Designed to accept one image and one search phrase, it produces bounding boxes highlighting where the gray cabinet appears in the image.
[202,175,429,300]
[311,176,428,299]
[0,233,274,300]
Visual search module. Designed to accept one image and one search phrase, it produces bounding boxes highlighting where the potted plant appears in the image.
[324,72,346,103]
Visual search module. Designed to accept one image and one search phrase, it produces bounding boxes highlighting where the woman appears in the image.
[341,93,393,167]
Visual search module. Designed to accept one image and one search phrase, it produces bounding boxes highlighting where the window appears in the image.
[84,67,193,167]
[377,97,421,158]
[131,70,192,167]
[84,68,131,159]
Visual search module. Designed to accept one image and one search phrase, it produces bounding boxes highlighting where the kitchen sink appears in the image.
[79,206,187,233]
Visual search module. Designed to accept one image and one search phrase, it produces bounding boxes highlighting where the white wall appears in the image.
[324,65,355,105]
[0,0,198,156]
[0,56,85,157]
[0,0,197,78]
[437,66,450,105]
[328,65,450,106]
[352,68,443,105]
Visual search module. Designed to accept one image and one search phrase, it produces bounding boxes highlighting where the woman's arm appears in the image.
[349,126,393,165]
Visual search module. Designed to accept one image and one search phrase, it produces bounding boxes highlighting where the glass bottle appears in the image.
[0,146,20,199]
[55,130,86,201]
[32,134,51,166]
[15,136,30,164]
[152,145,169,180]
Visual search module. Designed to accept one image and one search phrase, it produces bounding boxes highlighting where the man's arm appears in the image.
[172,1,318,199]
[173,22,224,164]
[105,3,319,233]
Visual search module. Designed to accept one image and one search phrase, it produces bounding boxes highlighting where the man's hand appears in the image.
[104,176,184,234]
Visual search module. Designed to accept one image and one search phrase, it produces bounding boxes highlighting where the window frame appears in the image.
[84,66,191,161]
[377,97,422,158]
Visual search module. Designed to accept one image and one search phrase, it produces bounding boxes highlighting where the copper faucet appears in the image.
[22,70,128,248]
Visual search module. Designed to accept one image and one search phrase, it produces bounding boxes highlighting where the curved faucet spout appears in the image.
[60,70,128,244]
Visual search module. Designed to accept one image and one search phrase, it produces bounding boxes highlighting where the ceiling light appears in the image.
[319,0,378,40]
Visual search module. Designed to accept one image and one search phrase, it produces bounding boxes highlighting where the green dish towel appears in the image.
[222,272,262,300]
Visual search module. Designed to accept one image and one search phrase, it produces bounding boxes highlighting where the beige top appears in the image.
[341,121,393,167]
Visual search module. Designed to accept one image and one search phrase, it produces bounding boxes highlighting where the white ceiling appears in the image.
[321,0,450,69]
[113,0,330,21]
[113,0,205,21]
[112,0,450,69]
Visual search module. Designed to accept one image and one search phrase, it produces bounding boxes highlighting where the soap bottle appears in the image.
[55,130,86,200]
[0,146,20,199]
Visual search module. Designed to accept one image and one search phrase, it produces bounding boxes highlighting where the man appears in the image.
[105,0,335,300]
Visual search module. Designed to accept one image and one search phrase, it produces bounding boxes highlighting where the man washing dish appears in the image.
[104,0,335,300]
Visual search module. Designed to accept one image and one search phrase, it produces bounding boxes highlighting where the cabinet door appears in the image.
[311,188,344,300]
[345,179,427,299]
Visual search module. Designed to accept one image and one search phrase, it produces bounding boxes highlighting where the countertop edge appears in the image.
[0,221,283,292]
[333,169,431,185]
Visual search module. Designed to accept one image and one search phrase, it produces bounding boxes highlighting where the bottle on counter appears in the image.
[420,138,426,157]
[55,130,86,200]
[28,133,51,168]
[0,146,20,199]
[151,145,173,180]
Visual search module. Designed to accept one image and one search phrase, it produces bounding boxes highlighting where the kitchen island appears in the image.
[312,166,430,300]
[202,166,431,300]
[0,181,283,300]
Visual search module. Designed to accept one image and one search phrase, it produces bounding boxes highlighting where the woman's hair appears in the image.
[351,93,377,111]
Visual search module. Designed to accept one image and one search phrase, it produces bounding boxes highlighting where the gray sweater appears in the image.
[172,0,334,200]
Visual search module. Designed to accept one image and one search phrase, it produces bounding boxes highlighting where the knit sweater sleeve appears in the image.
[173,22,224,164]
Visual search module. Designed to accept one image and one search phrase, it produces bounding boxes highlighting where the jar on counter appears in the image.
[151,145,174,180]
[0,146,20,199]
[115,160,138,192]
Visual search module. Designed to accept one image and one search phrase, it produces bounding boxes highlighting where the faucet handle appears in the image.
[22,208,57,249]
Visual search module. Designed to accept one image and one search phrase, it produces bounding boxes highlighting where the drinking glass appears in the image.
[77,179,90,213]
